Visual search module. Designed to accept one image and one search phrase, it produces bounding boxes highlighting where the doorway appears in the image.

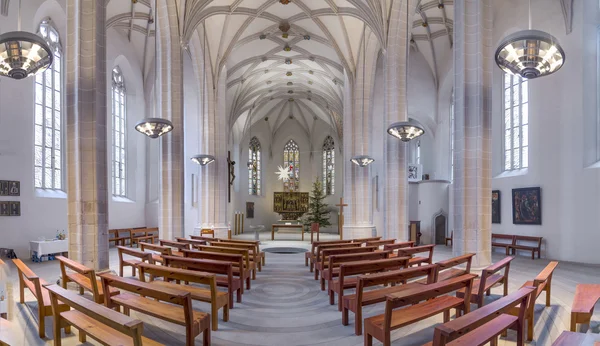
[433,210,447,245]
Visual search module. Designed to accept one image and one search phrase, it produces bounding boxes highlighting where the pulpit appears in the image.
[409,221,422,246]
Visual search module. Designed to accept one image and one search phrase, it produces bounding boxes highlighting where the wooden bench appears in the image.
[382,241,415,257]
[570,283,600,332]
[99,273,211,346]
[130,229,152,247]
[117,246,153,277]
[305,240,352,269]
[132,235,155,248]
[342,264,437,335]
[395,244,435,266]
[315,246,378,288]
[176,237,208,247]
[190,235,218,242]
[180,250,247,301]
[445,231,453,246]
[217,241,264,272]
[365,239,396,248]
[492,233,515,255]
[426,286,536,346]
[329,256,410,311]
[13,258,70,338]
[45,284,163,346]
[313,242,363,278]
[137,262,229,331]
[193,245,257,282]
[216,239,265,266]
[57,256,119,304]
[160,239,191,253]
[322,251,390,293]
[416,253,475,284]
[351,236,382,244]
[140,243,176,264]
[145,227,159,241]
[507,261,558,341]
[200,229,215,237]
[364,274,476,346]
[109,229,130,247]
[457,256,514,308]
[509,235,543,259]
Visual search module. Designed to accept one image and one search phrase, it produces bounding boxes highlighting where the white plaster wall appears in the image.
[0,1,147,257]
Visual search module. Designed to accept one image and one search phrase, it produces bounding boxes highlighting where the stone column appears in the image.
[384,0,414,241]
[66,0,108,270]
[156,0,184,240]
[453,0,492,268]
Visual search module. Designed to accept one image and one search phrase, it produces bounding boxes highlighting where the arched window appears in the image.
[283,139,300,192]
[450,94,455,182]
[322,136,335,195]
[503,74,529,170]
[416,140,421,165]
[34,20,63,190]
[112,67,127,196]
[248,137,261,195]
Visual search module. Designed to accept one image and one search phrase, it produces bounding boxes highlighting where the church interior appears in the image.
[0,0,598,345]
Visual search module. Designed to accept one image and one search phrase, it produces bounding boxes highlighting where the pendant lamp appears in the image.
[191,154,215,166]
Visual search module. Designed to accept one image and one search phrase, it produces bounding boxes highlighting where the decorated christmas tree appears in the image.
[304,177,332,228]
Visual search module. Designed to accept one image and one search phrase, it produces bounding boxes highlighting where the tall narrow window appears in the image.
[34,20,63,190]
[283,139,300,192]
[503,74,529,170]
[248,137,261,195]
[450,97,454,182]
[112,67,127,196]
[322,136,335,195]
[416,140,421,165]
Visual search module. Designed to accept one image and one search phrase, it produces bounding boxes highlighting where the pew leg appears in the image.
[203,327,211,346]
[78,286,84,295]
[223,304,229,322]
[355,307,362,336]
[119,264,123,277]
[310,262,314,273]
[79,330,86,343]
[314,269,318,280]
[19,283,24,304]
[252,268,256,280]
[320,278,325,291]
[570,313,577,332]
[531,251,534,260]
[342,307,349,326]
[491,336,498,346]
[338,293,343,311]
[486,289,491,296]
[246,276,251,290]
[546,287,551,307]
[38,313,46,338]
[443,310,450,323]
[212,307,219,331]
[538,249,541,259]
[527,314,534,341]
[123,307,130,316]
[132,266,136,277]
[383,331,391,346]
[262,255,265,266]
[329,289,335,305]
[236,288,242,303]
[64,325,71,335]
[364,333,373,346]
[305,257,308,266]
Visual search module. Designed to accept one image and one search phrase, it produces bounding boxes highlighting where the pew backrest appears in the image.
[117,246,153,264]
[436,253,474,281]
[192,245,251,270]
[320,246,378,264]
[137,262,218,300]
[328,251,390,271]
[383,241,415,251]
[396,244,435,262]
[514,235,542,249]
[365,239,396,247]
[140,243,173,257]
[175,238,207,246]
[479,256,514,297]
[56,256,100,301]
[159,240,191,251]
[315,243,363,264]
[492,233,516,245]
[534,261,558,293]
[99,273,191,308]
[339,256,410,278]
[351,237,382,244]
[358,264,438,291]
[181,250,244,273]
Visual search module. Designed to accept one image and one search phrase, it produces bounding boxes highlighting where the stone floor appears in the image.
[1,231,600,345]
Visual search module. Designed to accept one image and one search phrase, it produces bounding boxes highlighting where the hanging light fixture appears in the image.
[351,26,374,167]
[135,0,174,138]
[495,0,565,79]
[0,0,53,80]
[191,154,215,166]
[387,119,425,142]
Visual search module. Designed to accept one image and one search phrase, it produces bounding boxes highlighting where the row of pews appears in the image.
[108,227,160,247]
[304,238,560,346]
[10,235,265,345]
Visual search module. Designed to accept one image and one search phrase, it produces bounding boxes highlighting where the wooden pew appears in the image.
[509,235,543,259]
[190,235,218,242]
[176,237,208,247]
[426,286,536,346]
[342,264,437,335]
[200,229,215,237]
[365,239,396,248]
[507,261,558,341]
[570,284,600,332]
[382,241,415,257]
[329,257,410,311]
[57,256,119,304]
[445,231,453,247]
[45,284,163,346]
[145,227,159,242]
[395,244,435,266]
[130,229,149,247]
[492,233,515,255]
[193,245,257,282]
[160,239,191,253]
[351,236,382,244]
[314,242,363,278]
[99,273,211,346]
[109,229,129,247]
[217,241,264,272]
[137,262,229,331]
[141,243,176,264]
[117,246,153,277]
[416,253,475,284]
[456,256,514,308]
[364,274,476,346]
[180,250,247,300]
[12,259,71,338]
[305,240,352,270]
[217,239,265,266]
[322,251,390,293]
[315,246,378,288]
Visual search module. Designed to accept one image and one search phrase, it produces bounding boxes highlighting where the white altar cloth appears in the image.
[29,239,68,257]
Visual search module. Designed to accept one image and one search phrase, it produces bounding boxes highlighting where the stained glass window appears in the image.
[322,136,335,195]
[283,139,300,192]
[248,137,261,195]
[34,20,63,190]
[503,74,529,170]
[112,67,127,196]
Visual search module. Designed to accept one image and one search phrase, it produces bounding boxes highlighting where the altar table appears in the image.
[29,239,68,261]
[271,224,305,241]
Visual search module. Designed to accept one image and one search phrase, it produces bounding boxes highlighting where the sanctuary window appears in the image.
[34,20,63,190]
[248,136,261,195]
[450,97,454,182]
[503,74,529,170]
[322,136,335,195]
[112,67,127,196]
[283,139,300,192]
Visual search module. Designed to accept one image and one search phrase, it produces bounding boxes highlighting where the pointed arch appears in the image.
[322,135,335,195]
[249,136,261,195]
[283,139,300,192]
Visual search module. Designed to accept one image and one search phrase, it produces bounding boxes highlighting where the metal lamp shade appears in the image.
[387,121,425,142]
[191,154,215,166]
[351,155,374,167]
[0,31,53,80]
[135,118,173,138]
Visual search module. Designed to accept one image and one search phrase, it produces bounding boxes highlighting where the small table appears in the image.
[29,239,68,262]
[271,224,305,241]
[249,225,265,241]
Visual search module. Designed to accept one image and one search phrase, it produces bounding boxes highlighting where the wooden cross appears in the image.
[335,197,348,239]
[227,151,236,203]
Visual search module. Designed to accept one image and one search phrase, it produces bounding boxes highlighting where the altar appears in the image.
[273,192,309,220]
[271,224,305,241]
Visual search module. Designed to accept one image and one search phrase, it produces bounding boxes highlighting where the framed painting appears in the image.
[246,202,254,219]
[512,187,541,225]
[492,190,501,224]
[0,181,7,196]
[8,181,20,196]
[408,164,422,182]
[0,202,8,216]
[9,202,20,216]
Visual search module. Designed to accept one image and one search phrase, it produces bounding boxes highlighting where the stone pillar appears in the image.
[384,0,414,241]
[66,0,108,270]
[453,0,492,268]
[156,0,184,240]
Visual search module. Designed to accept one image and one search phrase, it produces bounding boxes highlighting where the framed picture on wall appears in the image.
[246,202,254,219]
[0,181,7,196]
[8,181,20,196]
[492,190,501,224]
[408,164,422,182]
[9,202,20,216]
[0,202,8,216]
[512,187,541,225]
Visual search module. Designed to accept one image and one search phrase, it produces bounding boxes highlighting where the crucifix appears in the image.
[227,151,236,203]
[335,197,348,240]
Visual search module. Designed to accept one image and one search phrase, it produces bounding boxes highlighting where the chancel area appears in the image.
[0,0,598,345]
